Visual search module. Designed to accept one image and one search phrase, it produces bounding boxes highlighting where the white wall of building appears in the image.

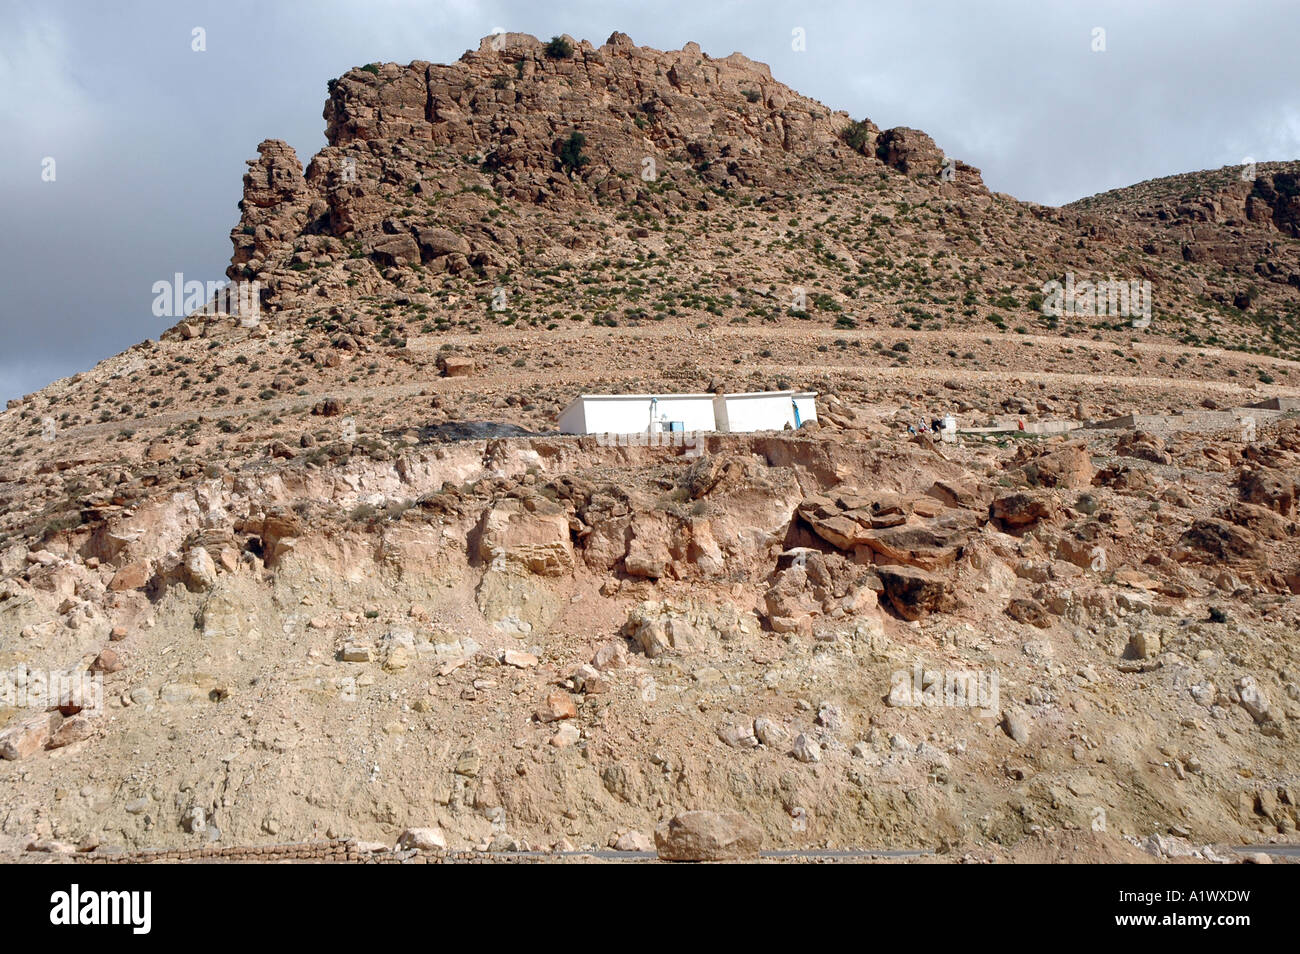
[557,401,587,434]
[558,391,816,435]
[560,394,717,434]
[792,394,818,428]
[723,392,818,432]
[648,396,717,433]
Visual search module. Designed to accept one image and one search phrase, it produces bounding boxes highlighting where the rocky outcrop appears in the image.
[1237,467,1296,516]
[227,140,312,288]
[1248,172,1300,238]
[796,493,979,570]
[991,492,1053,529]
[875,127,943,176]
[1178,518,1266,564]
[225,32,986,310]
[621,599,757,658]
[476,497,574,576]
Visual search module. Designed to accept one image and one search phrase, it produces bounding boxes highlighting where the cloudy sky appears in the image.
[1,0,1297,402]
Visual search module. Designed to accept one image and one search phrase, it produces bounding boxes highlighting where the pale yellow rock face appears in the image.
[476,498,574,577]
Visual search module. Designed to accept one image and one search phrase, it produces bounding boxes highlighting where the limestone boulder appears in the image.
[654,810,762,861]
[0,713,59,761]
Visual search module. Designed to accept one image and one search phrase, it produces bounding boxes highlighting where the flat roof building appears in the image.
[558,390,818,435]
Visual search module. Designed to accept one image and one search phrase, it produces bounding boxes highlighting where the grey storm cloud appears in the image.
[1,0,1297,401]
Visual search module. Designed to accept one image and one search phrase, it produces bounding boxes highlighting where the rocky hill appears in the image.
[1066,160,1300,233]
[0,33,1298,863]
[224,32,1300,361]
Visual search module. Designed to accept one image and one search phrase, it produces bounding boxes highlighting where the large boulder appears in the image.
[107,560,152,592]
[876,565,950,620]
[1238,468,1296,516]
[397,827,447,851]
[1178,518,1265,564]
[1005,598,1050,628]
[1217,501,1289,540]
[184,546,218,592]
[991,492,1053,528]
[372,233,421,266]
[681,453,772,500]
[762,565,819,632]
[1025,442,1094,489]
[623,512,675,579]
[1116,430,1171,465]
[439,356,475,378]
[416,227,471,258]
[926,476,993,511]
[0,713,59,760]
[854,511,978,570]
[797,495,976,568]
[654,811,762,861]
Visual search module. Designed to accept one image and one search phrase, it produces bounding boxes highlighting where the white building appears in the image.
[558,390,817,436]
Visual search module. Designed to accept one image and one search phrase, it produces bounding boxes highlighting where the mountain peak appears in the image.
[229,33,986,314]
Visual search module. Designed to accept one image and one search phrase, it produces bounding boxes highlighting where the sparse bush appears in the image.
[559,131,589,174]
[544,36,573,59]
[842,119,873,152]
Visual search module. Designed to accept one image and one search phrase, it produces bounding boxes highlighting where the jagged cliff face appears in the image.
[223,32,1300,362]
[1068,162,1300,236]
[226,28,993,310]
[226,31,986,310]
[1067,162,1300,296]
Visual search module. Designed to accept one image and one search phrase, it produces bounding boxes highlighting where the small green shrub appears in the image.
[559,131,589,173]
[842,119,873,152]
[544,36,573,59]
